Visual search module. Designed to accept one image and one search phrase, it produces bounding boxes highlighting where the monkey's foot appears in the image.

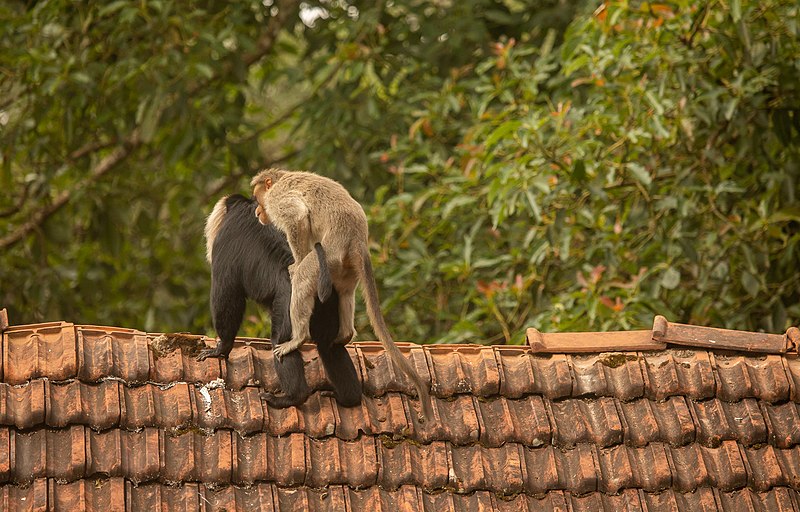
[259,390,311,408]
[272,339,306,360]
[259,391,275,401]
[197,345,228,361]
[333,330,356,345]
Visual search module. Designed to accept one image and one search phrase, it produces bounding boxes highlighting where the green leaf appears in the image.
[768,207,800,223]
[98,1,129,18]
[194,63,214,79]
[723,97,739,121]
[484,120,521,148]
[442,196,476,219]
[645,91,664,116]
[626,163,652,186]
[741,271,760,298]
[525,189,541,222]
[71,72,92,85]
[661,268,680,290]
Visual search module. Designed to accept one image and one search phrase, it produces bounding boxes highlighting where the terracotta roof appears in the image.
[1,308,799,511]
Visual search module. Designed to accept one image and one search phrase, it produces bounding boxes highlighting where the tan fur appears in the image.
[251,168,433,421]
[205,196,229,264]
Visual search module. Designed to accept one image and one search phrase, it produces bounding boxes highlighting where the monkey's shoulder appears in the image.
[224,194,253,208]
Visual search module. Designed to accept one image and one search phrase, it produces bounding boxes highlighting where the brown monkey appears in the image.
[251,168,433,421]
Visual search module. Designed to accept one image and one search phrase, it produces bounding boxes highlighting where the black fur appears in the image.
[315,242,333,303]
[198,194,361,408]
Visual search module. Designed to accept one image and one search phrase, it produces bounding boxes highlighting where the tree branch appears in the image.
[69,139,117,160]
[0,132,141,250]
[1,0,300,250]
[0,181,32,218]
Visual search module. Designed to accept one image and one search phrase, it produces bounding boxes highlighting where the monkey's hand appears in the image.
[272,339,304,360]
[287,262,298,279]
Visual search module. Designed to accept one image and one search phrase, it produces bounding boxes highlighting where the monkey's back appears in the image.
[274,172,369,242]
[211,194,293,304]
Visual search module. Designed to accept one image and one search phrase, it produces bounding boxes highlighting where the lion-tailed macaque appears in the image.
[200,193,361,408]
[251,169,434,421]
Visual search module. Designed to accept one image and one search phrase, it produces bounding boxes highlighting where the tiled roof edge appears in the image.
[1,308,797,356]
[528,315,799,355]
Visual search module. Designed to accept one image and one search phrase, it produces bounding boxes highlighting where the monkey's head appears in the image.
[250,168,284,226]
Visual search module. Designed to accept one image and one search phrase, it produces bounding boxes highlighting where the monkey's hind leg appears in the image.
[269,196,312,274]
[273,251,319,360]
[331,266,358,345]
[259,350,312,408]
[260,285,312,405]
[318,342,362,407]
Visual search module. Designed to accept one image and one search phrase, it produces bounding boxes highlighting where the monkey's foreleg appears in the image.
[273,251,319,360]
[198,275,246,361]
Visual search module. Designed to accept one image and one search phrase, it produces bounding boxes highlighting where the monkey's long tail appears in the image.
[358,247,434,422]
[314,243,333,303]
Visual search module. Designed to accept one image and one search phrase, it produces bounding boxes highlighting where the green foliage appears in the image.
[1,1,798,343]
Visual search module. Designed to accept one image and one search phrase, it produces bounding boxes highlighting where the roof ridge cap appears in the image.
[527,316,797,355]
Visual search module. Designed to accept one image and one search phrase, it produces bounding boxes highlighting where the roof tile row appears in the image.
[3,425,800,494]
[2,480,799,512]
[4,324,800,403]
[5,379,800,449]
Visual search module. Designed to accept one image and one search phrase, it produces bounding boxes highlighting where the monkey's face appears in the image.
[255,204,270,225]
[252,178,274,225]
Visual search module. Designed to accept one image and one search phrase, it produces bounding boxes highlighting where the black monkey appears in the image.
[198,194,361,408]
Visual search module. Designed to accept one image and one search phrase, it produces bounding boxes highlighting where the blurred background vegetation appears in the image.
[1,0,798,344]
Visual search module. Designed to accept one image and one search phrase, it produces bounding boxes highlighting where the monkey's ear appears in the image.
[264,177,273,189]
